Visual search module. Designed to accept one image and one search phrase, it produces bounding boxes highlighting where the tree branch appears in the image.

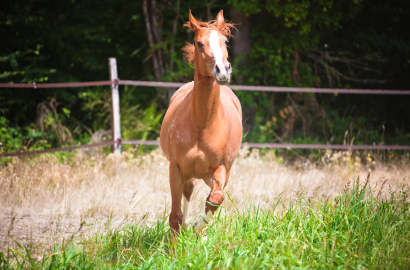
[307,50,388,85]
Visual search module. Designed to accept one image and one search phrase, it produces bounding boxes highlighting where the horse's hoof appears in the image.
[193,221,207,233]
[182,222,189,230]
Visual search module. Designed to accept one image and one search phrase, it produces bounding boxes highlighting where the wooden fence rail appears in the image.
[2,80,410,95]
[0,57,409,156]
[1,140,409,158]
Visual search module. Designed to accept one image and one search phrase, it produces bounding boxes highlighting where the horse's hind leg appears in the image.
[182,179,194,229]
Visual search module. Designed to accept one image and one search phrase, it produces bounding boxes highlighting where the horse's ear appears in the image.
[188,10,201,33]
[215,10,224,27]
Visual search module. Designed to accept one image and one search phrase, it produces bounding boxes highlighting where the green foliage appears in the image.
[229,0,410,145]
[230,0,363,46]
[0,116,50,153]
[0,85,163,155]
[1,175,409,269]
[78,85,164,141]
[0,46,56,83]
[1,0,410,151]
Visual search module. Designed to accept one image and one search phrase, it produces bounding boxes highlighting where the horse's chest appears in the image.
[180,143,223,179]
[168,111,228,179]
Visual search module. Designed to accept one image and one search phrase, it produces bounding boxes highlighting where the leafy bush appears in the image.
[0,116,50,153]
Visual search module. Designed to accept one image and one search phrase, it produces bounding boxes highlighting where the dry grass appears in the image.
[0,148,409,251]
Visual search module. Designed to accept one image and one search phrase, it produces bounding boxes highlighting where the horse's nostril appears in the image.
[215,65,220,74]
[228,63,231,69]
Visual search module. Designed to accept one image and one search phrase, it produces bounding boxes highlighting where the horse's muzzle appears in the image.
[214,63,231,85]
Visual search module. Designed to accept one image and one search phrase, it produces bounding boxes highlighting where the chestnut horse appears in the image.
[160,10,242,236]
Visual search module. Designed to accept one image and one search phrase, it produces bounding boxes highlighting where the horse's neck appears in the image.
[191,69,222,131]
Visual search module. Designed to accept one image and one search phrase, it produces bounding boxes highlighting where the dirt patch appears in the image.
[1,149,409,252]
[1,210,97,251]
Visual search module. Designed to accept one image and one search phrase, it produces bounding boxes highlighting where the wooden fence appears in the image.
[1,57,409,157]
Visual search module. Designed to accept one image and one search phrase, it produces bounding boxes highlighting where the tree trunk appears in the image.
[292,46,301,86]
[229,7,251,84]
[143,0,163,81]
[167,0,181,103]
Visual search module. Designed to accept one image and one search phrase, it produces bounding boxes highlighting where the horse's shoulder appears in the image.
[170,82,194,105]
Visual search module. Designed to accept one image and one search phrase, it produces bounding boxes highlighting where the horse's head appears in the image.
[184,10,234,85]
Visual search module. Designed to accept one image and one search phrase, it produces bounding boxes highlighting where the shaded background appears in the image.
[1,0,409,152]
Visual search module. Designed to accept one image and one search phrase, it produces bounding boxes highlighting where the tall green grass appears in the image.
[1,175,409,269]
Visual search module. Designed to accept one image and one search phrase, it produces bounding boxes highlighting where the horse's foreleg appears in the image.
[194,166,226,232]
[169,163,183,238]
[182,179,194,229]
[205,166,226,214]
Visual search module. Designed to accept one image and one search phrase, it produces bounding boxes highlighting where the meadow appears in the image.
[0,148,409,269]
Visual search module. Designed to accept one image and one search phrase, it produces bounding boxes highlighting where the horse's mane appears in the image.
[182,20,235,66]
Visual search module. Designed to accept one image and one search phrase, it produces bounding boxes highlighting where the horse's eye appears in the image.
[225,40,228,45]
[197,42,203,48]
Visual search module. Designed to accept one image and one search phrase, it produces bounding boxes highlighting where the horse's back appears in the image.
[219,85,243,166]
[220,85,242,122]
[170,81,194,105]
[160,82,194,160]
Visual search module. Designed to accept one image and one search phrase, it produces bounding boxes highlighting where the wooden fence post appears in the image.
[108,58,121,154]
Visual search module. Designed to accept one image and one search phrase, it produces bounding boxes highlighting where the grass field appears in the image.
[0,148,409,269]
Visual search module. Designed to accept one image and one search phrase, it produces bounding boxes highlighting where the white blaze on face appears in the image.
[209,30,227,78]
